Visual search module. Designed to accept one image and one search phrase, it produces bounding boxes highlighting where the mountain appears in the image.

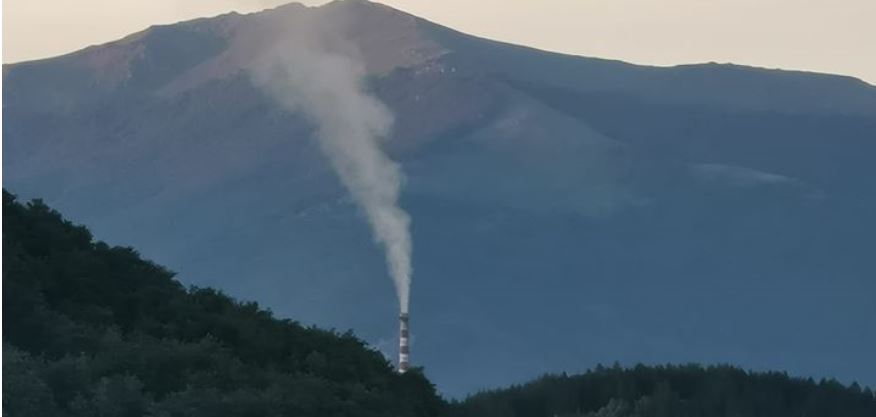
[3,190,443,416]
[4,0,876,396]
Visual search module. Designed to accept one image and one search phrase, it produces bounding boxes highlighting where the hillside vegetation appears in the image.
[4,189,875,417]
[2,190,443,417]
[446,364,876,417]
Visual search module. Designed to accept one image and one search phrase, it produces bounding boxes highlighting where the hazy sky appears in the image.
[3,0,875,84]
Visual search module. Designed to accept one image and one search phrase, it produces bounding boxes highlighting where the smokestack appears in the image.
[398,313,410,373]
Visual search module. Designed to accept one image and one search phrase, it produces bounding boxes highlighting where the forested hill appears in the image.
[446,364,876,417]
[2,190,443,417]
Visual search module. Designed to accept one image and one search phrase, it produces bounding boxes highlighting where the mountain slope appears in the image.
[4,0,876,396]
[2,190,443,416]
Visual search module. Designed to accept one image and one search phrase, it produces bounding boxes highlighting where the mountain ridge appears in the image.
[6,0,876,86]
[5,0,876,115]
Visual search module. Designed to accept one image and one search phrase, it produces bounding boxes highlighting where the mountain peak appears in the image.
[172,0,449,86]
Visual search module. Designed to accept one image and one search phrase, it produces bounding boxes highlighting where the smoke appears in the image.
[249,23,412,313]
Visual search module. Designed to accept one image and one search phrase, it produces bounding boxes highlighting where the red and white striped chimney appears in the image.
[398,313,410,373]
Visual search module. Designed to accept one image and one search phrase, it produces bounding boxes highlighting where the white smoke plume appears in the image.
[249,22,412,313]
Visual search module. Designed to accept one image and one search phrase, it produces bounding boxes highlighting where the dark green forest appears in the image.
[4,189,875,417]
[447,364,876,417]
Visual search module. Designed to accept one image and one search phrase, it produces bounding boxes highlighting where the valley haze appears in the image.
[4,0,876,396]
